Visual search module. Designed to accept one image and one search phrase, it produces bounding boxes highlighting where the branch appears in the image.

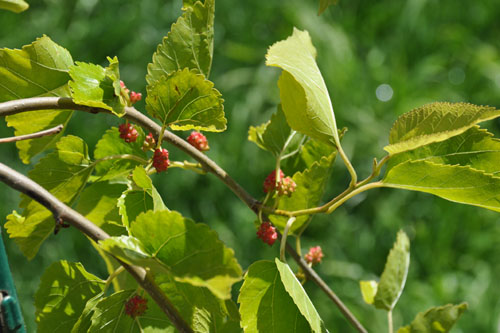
[0,124,63,143]
[0,97,367,332]
[0,162,193,333]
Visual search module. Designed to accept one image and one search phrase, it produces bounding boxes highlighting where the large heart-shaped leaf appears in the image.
[266,28,339,146]
[146,0,214,84]
[1,36,74,163]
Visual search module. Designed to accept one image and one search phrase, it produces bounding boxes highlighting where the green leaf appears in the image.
[387,126,500,175]
[75,181,128,236]
[69,56,126,116]
[35,261,105,333]
[0,0,29,13]
[1,36,74,163]
[248,105,306,158]
[359,280,378,305]
[147,0,214,84]
[5,136,94,259]
[266,28,339,146]
[132,166,167,212]
[238,260,312,332]
[318,0,337,15]
[382,160,500,212]
[93,127,147,181]
[89,290,175,332]
[281,137,337,176]
[270,151,336,233]
[373,230,410,311]
[397,303,468,333]
[117,189,154,229]
[146,68,226,132]
[71,291,105,333]
[103,210,242,299]
[275,259,327,333]
[384,102,500,155]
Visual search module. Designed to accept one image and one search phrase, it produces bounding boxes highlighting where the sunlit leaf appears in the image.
[397,303,468,333]
[35,261,105,333]
[266,28,339,146]
[5,136,94,259]
[147,0,214,83]
[238,260,312,332]
[0,0,28,13]
[373,230,410,311]
[132,167,167,212]
[146,68,226,132]
[360,280,378,305]
[69,57,125,116]
[275,259,327,333]
[384,102,500,155]
[71,291,105,333]
[1,36,74,163]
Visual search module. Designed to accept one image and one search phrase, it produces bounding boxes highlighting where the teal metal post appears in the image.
[0,227,26,332]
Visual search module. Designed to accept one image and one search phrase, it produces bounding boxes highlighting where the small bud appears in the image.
[130,91,142,104]
[304,246,324,265]
[277,176,297,197]
[142,132,156,151]
[187,131,210,152]
[124,295,148,318]
[256,221,278,246]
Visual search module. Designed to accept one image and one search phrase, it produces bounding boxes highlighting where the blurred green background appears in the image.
[1,0,500,331]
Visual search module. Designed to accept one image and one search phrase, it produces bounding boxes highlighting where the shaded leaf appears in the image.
[383,160,500,212]
[146,68,226,132]
[1,36,74,163]
[147,0,214,83]
[5,136,94,259]
[270,151,336,233]
[35,261,105,333]
[0,0,28,13]
[93,127,147,181]
[132,166,167,212]
[238,260,312,332]
[373,230,410,311]
[359,280,378,305]
[385,102,500,155]
[397,303,468,333]
[71,291,105,333]
[275,259,327,333]
[117,189,154,229]
[69,57,125,116]
[281,136,337,176]
[266,28,339,146]
[318,0,337,15]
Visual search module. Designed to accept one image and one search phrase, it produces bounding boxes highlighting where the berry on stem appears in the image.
[130,91,142,104]
[142,132,156,151]
[277,176,297,197]
[304,246,324,265]
[118,123,139,143]
[263,169,284,193]
[153,148,170,173]
[257,221,278,246]
[187,131,210,152]
[124,295,148,318]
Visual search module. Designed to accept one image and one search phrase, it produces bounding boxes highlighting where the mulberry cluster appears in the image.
[187,131,210,152]
[304,246,324,265]
[256,222,278,246]
[124,295,148,318]
[153,148,170,173]
[118,123,138,143]
[263,170,296,197]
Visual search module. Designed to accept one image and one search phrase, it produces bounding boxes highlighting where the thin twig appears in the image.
[0,97,367,332]
[0,124,63,143]
[0,162,193,333]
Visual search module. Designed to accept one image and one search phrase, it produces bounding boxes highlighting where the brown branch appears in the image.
[0,96,367,332]
[0,162,193,333]
[0,124,64,143]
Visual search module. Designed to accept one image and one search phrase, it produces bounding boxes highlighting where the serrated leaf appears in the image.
[275,259,327,333]
[69,57,126,116]
[5,136,94,259]
[281,137,337,176]
[397,303,468,333]
[384,102,500,155]
[387,126,500,175]
[147,0,214,84]
[359,280,378,305]
[373,230,410,311]
[75,181,128,236]
[89,290,175,332]
[146,68,226,132]
[248,105,305,158]
[0,0,28,13]
[93,127,148,181]
[238,260,312,332]
[34,261,105,333]
[382,160,500,212]
[270,151,336,233]
[117,189,154,229]
[318,0,337,15]
[266,28,339,146]
[1,36,74,163]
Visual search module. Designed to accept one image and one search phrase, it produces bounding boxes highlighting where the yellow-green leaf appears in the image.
[397,303,468,333]
[0,0,28,13]
[360,280,378,305]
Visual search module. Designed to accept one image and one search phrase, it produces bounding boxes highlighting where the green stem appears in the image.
[337,144,357,188]
[156,123,167,148]
[357,155,390,187]
[326,181,383,214]
[388,310,393,333]
[169,161,207,174]
[280,217,296,262]
[104,266,125,294]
